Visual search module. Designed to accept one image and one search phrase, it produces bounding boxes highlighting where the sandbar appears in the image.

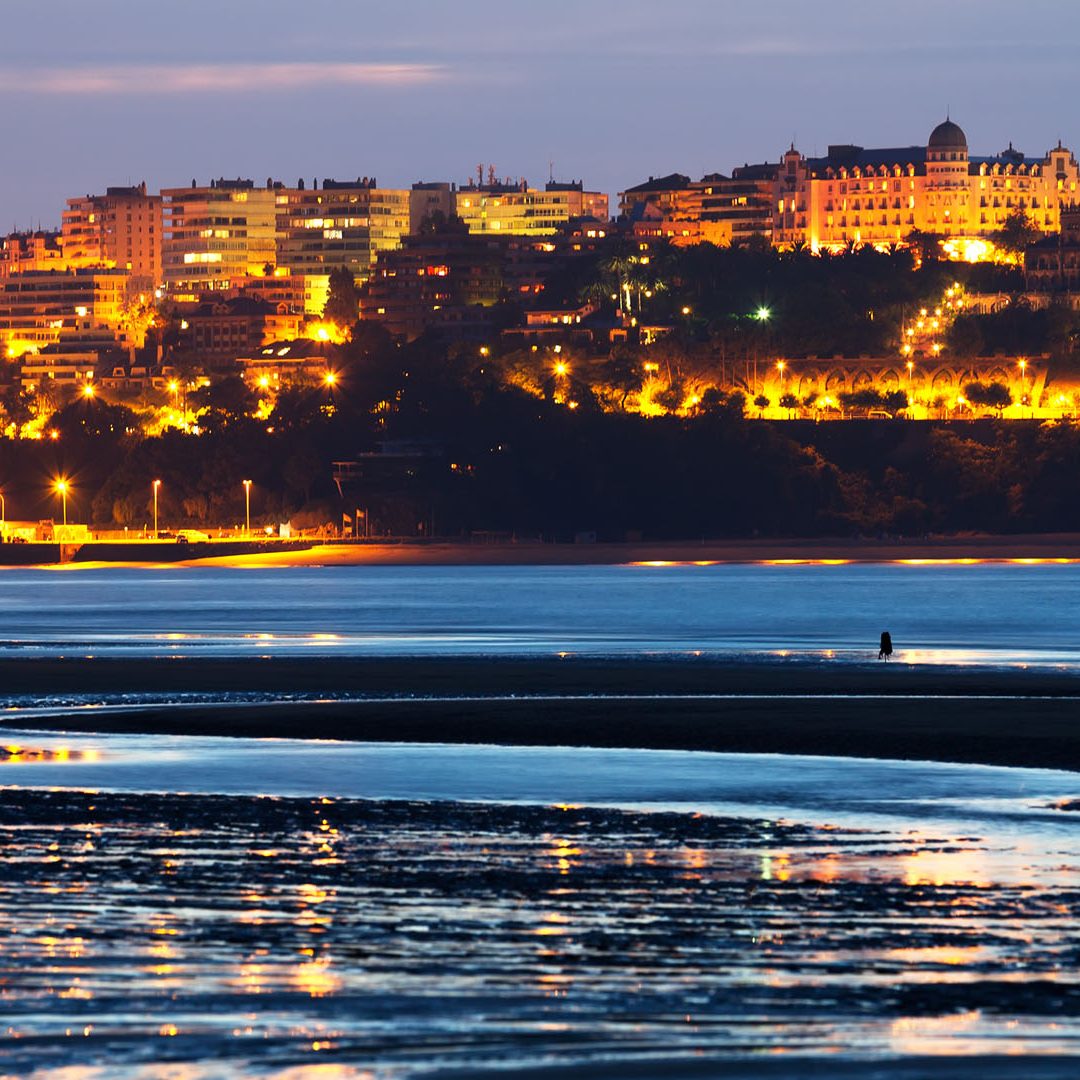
[3,655,1080,773]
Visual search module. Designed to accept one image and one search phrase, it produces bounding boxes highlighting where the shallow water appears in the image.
[1,738,1080,1076]
[3,562,1080,665]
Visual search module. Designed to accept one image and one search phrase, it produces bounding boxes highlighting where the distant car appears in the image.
[176,529,210,544]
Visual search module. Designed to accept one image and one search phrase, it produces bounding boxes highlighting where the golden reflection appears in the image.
[534,913,571,937]
[291,956,342,997]
[230,961,268,994]
[883,945,986,967]
[682,848,708,870]
[889,1010,985,1055]
[760,852,793,882]
[1,745,100,765]
[902,846,991,888]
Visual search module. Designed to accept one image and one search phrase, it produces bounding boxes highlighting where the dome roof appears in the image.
[928,118,967,150]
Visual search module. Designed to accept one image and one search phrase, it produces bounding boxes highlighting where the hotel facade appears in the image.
[772,120,1080,254]
[620,120,1080,257]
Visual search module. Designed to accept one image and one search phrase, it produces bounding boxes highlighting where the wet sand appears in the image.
[3,655,1080,772]
[2,789,1079,1077]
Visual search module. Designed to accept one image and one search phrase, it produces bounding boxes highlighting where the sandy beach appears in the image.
[185,532,1080,568]
[4,655,1080,772]
[10,532,1080,570]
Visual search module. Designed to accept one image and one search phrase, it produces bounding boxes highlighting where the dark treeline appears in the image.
[544,238,1028,359]
[7,351,1080,539]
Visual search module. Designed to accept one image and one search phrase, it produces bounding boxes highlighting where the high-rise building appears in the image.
[0,269,130,357]
[161,179,279,299]
[61,183,162,284]
[410,182,456,233]
[275,178,411,284]
[456,175,608,237]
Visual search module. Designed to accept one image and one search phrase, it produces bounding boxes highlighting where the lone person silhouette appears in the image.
[879,631,893,662]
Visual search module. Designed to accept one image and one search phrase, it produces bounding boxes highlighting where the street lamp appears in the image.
[152,479,161,539]
[754,306,771,322]
[776,360,786,395]
[243,479,252,536]
[54,479,69,527]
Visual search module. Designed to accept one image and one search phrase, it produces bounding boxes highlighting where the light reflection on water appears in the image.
[2,563,1080,665]
[0,740,1079,1076]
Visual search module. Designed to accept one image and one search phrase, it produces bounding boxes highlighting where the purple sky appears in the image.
[2,0,1077,227]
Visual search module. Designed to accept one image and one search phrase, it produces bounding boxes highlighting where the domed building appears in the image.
[768,117,1080,255]
[927,119,968,154]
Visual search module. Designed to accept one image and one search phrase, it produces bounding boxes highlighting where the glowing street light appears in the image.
[81,382,95,399]
[242,479,252,537]
[152,479,161,539]
[323,371,337,388]
[754,306,771,322]
[554,360,569,378]
[54,479,69,527]
[776,359,786,393]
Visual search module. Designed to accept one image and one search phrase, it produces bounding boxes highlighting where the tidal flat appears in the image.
[3,788,1080,1078]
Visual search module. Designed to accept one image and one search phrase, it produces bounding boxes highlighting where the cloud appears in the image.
[0,61,446,95]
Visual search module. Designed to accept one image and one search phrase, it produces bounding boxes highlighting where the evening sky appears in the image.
[1,0,1077,225]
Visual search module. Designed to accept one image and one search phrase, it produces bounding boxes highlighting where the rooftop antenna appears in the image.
[549,159,554,183]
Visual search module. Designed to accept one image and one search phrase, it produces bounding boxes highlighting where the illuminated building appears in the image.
[0,269,130,356]
[619,172,772,246]
[178,295,303,364]
[236,338,335,387]
[275,178,411,285]
[772,120,1080,253]
[410,182,456,232]
[0,231,67,277]
[161,179,279,298]
[61,183,162,285]
[212,270,329,318]
[1026,205,1080,292]
[456,171,608,237]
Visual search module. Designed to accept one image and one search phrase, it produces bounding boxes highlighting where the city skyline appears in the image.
[3,0,1080,226]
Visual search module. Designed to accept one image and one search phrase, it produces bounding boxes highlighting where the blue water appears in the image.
[0,562,1079,663]
[2,564,1080,1076]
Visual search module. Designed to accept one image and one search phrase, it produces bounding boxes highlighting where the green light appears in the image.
[755,306,772,321]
